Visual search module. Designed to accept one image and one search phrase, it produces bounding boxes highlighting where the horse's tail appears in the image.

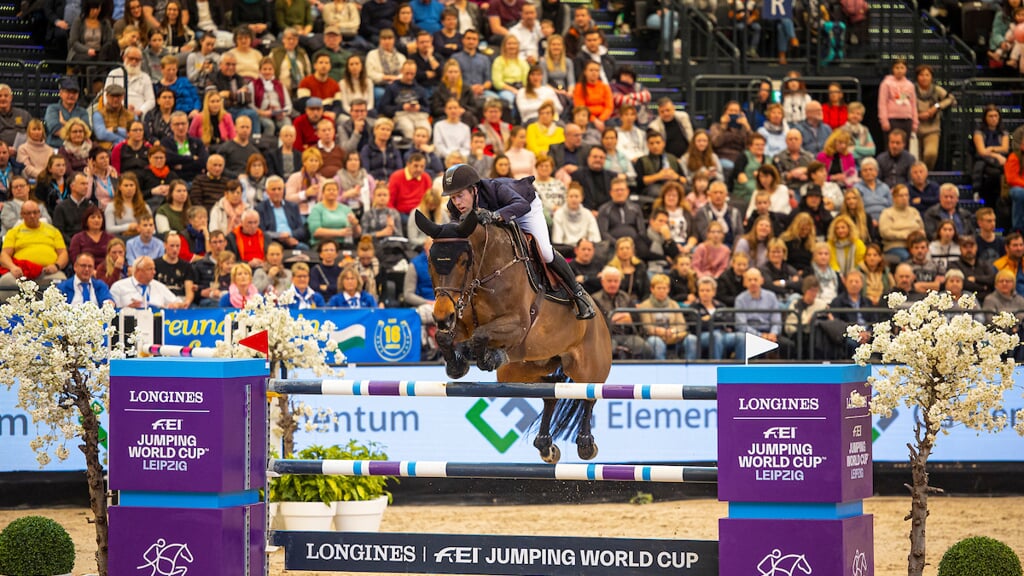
[548,399,589,441]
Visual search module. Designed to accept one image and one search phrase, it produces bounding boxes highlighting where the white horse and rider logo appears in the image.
[757,549,812,576]
[852,549,868,576]
[138,538,194,576]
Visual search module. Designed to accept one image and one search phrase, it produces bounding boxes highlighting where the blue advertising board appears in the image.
[161,308,420,363]
[1,363,1022,472]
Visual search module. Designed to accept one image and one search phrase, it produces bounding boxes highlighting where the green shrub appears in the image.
[0,516,75,576]
[938,536,1023,576]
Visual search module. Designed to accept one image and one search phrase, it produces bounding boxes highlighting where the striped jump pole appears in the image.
[268,379,718,400]
[144,345,218,358]
[270,459,719,483]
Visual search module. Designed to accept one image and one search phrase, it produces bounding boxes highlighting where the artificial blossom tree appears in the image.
[0,281,132,576]
[848,291,1024,576]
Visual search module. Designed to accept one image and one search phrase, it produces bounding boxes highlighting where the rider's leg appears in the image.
[516,197,596,320]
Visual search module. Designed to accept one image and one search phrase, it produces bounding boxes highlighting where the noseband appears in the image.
[432,225,528,331]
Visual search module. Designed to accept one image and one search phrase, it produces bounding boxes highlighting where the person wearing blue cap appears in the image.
[44,78,89,148]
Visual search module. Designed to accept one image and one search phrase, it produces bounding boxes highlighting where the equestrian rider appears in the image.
[441,164,596,320]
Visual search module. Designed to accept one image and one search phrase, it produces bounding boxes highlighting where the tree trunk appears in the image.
[907,420,934,576]
[273,361,297,457]
[75,374,109,576]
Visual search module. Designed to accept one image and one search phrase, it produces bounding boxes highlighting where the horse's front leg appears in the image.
[575,400,598,460]
[533,398,561,464]
[470,318,523,371]
[436,330,471,379]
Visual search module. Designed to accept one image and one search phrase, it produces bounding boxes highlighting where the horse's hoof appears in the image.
[577,442,598,460]
[540,443,561,464]
[477,348,508,372]
[445,358,470,379]
[577,435,598,460]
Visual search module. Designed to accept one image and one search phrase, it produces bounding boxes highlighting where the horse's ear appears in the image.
[457,209,478,237]
[415,210,441,238]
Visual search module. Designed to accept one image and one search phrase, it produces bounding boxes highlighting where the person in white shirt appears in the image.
[614,104,648,161]
[110,256,187,308]
[508,4,542,64]
[105,47,156,118]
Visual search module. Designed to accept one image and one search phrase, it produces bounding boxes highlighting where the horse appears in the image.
[415,209,612,463]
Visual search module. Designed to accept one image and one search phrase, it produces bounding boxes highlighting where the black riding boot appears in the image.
[548,253,596,320]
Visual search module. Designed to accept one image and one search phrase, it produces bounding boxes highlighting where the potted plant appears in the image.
[0,516,76,576]
[328,440,397,532]
[274,445,344,531]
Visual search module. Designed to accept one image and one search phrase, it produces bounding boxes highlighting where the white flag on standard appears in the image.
[744,332,779,363]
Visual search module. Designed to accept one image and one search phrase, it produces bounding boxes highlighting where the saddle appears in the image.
[504,220,571,305]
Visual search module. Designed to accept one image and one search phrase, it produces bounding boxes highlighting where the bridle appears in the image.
[432,225,528,331]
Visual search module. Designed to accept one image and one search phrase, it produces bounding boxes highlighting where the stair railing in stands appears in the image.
[667,0,739,85]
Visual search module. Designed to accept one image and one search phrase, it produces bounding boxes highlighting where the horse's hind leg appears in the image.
[575,400,598,460]
[533,398,561,464]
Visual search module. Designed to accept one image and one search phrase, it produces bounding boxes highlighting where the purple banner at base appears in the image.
[720,515,873,576]
[109,503,265,576]
[717,381,873,503]
[109,374,267,493]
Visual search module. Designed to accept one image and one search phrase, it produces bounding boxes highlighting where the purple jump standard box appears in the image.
[108,358,268,576]
[717,365,874,576]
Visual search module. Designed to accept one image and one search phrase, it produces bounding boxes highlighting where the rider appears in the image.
[441,164,597,320]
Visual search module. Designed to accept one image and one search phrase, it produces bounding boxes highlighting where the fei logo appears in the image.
[434,546,481,563]
[756,549,812,576]
[465,398,539,453]
[138,539,193,576]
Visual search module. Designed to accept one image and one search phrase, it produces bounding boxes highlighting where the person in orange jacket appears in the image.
[573,60,613,131]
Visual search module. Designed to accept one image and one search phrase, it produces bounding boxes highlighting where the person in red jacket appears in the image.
[387,153,432,226]
[1006,137,1024,232]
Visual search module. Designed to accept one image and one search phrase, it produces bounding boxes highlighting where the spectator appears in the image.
[90,85,133,150]
[735,214,774,268]
[636,207,681,275]
[784,276,828,356]
[225,209,266,266]
[311,239,343,300]
[408,30,443,92]
[190,91,236,149]
[685,276,739,359]
[993,231,1024,285]
[338,153,376,214]
[648,99,694,160]
[126,214,165,263]
[0,84,33,147]
[69,204,113,265]
[309,179,361,248]
[56,118,92,175]
[839,102,876,162]
[193,230,228,303]
[634,130,685,198]
[433,98,473,161]
[827,214,865,275]
[653,181,696,252]
[574,29,615,85]
[877,129,915,190]
[312,120,346,180]
[983,269,1024,318]
[667,253,698,304]
[840,189,876,244]
[758,103,790,159]
[284,147,326,216]
[276,0,314,36]
[746,166,791,222]
[105,173,149,237]
[692,220,731,279]
[781,72,811,123]
[190,154,229,210]
[238,154,268,206]
[107,49,158,122]
[37,155,70,214]
[218,262,258,306]
[877,184,921,262]
[210,52,259,136]
[577,147,617,215]
[729,132,767,211]
[516,66,562,125]
[432,7,463,59]
[760,237,800,304]
[161,112,207,182]
[771,128,814,193]
[393,4,422,55]
[973,105,1011,209]
[292,97,326,152]
[817,130,858,189]
[327,265,378,307]
[0,141,23,200]
[182,206,210,258]
[144,88,178,143]
[361,183,403,239]
[591,265,652,358]
[271,28,313,99]
[53,172,94,245]
[693,180,743,244]
[67,0,112,67]
[573,60,613,132]
[185,34,222,85]
[878,59,917,142]
[801,161,843,216]
[338,99,376,155]
[18,120,54,182]
[154,231,196,306]
[0,200,68,289]
[283,262,326,308]
[795,101,832,156]
[155,179,190,235]
[975,207,1004,264]
[380,60,431,140]
[449,29,493,108]
[821,83,848,129]
[549,182,597,247]
[855,243,891,305]
[57,252,115,306]
[607,236,648,300]
[256,176,309,249]
[709,101,751,170]
[299,53,343,108]
[138,146,180,209]
[487,0,523,44]
[906,230,942,293]
[744,189,788,238]
[210,179,248,234]
[929,219,960,274]
[44,77,88,148]
[387,151,431,222]
[924,183,975,239]
[735,268,786,350]
[914,64,955,171]
[614,104,647,163]
[1,176,49,238]
[361,118,404,184]
[636,273,687,359]
[1007,135,1024,232]
[338,55,374,115]
[855,157,891,225]
[907,161,939,214]
[252,58,292,138]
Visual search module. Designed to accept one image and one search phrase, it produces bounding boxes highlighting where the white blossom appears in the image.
[0,281,129,468]
[849,291,1022,439]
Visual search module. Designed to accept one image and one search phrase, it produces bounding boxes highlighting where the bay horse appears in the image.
[415,209,612,463]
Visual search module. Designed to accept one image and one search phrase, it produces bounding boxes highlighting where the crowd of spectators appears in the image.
[0,0,1022,360]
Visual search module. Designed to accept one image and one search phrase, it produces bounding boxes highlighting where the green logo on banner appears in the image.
[465,398,539,453]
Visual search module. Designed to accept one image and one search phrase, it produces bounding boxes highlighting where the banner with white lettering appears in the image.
[762,0,793,19]
[272,531,718,576]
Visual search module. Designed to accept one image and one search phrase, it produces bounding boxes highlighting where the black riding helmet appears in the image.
[442,164,482,197]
